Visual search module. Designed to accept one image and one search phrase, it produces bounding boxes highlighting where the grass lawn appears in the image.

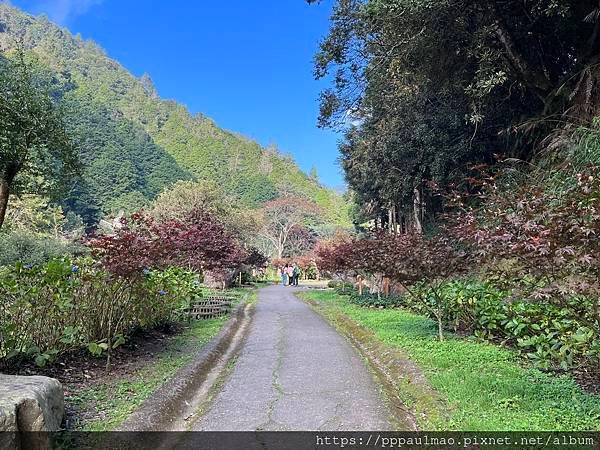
[300,290,600,431]
[70,288,256,431]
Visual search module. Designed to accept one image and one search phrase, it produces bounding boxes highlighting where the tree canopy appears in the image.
[258,196,323,259]
[314,0,600,226]
[0,51,78,229]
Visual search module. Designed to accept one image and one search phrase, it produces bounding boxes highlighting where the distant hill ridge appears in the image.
[0,3,350,226]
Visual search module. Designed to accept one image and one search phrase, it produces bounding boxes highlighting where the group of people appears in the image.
[279,263,300,287]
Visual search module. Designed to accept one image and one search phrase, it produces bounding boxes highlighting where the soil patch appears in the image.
[4,324,183,382]
[2,323,193,427]
[572,366,600,395]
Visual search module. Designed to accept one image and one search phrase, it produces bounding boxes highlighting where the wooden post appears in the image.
[383,277,390,297]
[239,271,242,286]
[357,275,363,296]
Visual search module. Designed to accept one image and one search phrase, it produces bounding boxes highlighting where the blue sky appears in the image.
[10,0,345,188]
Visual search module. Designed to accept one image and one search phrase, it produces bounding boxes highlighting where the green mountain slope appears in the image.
[61,92,193,220]
[0,4,350,226]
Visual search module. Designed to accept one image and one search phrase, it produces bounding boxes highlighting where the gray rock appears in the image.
[203,269,238,289]
[0,375,64,431]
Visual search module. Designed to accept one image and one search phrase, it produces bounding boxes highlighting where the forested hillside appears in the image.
[0,4,349,226]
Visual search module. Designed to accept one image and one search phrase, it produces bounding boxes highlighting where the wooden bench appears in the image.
[185,295,235,320]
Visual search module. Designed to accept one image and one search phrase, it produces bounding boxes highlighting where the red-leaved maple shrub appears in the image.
[317,231,469,340]
[448,167,600,339]
[90,208,247,278]
[317,166,599,347]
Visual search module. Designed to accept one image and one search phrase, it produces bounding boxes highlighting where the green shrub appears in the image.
[0,231,87,267]
[303,262,318,280]
[0,259,203,368]
[406,280,599,370]
[348,289,405,308]
[241,270,268,284]
[332,281,355,294]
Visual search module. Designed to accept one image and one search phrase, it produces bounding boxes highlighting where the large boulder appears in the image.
[203,269,238,289]
[0,375,64,431]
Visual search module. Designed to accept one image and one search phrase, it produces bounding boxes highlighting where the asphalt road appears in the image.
[192,284,392,431]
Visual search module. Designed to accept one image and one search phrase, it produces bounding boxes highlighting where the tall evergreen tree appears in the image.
[313,0,600,225]
[0,51,78,229]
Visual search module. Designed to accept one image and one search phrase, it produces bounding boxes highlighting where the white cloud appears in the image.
[34,0,102,24]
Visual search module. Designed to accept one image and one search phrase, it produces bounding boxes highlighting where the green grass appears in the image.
[301,291,600,431]
[69,317,227,430]
[70,287,255,430]
[244,288,259,305]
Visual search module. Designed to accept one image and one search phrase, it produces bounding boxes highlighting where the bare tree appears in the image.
[259,196,321,258]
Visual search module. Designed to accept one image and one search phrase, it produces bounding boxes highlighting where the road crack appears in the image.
[256,312,287,430]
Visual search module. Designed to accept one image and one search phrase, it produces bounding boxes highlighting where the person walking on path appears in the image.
[286,264,294,286]
[292,263,300,286]
[280,265,288,286]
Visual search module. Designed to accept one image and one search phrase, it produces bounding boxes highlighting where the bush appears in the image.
[407,280,600,370]
[303,261,319,280]
[332,281,355,294]
[0,231,86,267]
[241,271,268,284]
[348,289,405,308]
[89,209,246,278]
[332,282,405,308]
[0,259,203,368]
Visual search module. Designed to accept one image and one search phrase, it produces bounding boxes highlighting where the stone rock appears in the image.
[0,375,64,431]
[203,269,237,289]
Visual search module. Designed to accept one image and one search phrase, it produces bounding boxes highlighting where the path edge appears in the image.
[298,292,450,431]
[118,299,254,431]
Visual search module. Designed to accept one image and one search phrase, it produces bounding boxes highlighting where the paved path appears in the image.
[192,285,392,431]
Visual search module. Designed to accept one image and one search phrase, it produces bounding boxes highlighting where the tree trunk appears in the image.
[489,2,551,95]
[437,314,445,342]
[0,178,10,230]
[413,187,423,234]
